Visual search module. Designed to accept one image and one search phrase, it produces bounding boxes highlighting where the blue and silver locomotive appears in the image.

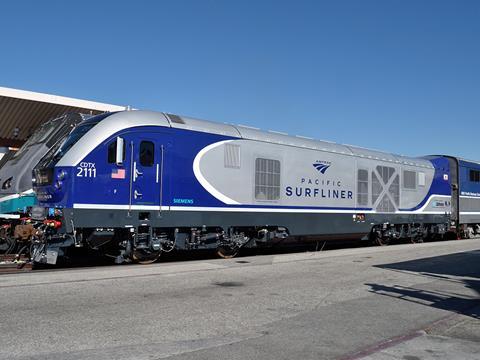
[31,110,479,264]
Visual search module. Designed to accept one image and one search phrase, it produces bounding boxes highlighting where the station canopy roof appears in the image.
[0,86,127,147]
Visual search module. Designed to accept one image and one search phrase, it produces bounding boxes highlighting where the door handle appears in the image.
[134,190,143,199]
[133,162,143,181]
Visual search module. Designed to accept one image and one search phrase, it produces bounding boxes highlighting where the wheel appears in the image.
[374,235,390,246]
[216,245,239,259]
[410,236,424,244]
[465,227,474,239]
[132,249,162,264]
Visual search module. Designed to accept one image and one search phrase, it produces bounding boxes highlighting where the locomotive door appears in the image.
[125,133,167,210]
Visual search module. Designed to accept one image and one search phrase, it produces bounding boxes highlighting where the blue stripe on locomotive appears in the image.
[38,126,452,212]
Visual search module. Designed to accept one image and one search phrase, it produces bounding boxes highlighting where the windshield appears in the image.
[11,120,60,160]
[10,113,93,165]
[35,112,113,170]
[53,123,96,162]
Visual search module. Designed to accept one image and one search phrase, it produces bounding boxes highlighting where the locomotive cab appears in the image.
[31,111,173,264]
[32,113,114,263]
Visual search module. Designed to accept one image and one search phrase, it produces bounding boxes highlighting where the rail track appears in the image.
[0,254,32,274]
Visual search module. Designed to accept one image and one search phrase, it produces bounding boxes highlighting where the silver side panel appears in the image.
[195,139,436,211]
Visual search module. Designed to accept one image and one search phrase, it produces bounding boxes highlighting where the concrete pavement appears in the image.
[0,239,479,359]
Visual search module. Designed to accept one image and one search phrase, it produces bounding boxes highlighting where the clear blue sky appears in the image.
[1,1,479,159]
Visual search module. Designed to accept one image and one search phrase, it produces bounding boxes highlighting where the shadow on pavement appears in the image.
[366,250,480,319]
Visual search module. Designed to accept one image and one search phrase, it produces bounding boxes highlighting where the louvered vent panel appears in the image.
[224,143,240,168]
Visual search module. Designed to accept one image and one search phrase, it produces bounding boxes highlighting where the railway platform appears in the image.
[0,239,479,359]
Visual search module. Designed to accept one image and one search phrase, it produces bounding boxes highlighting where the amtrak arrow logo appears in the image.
[313,161,331,174]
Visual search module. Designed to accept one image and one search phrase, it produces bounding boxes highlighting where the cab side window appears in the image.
[140,141,154,166]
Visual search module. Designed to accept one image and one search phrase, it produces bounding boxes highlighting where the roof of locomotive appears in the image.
[57,110,434,169]
[166,111,433,168]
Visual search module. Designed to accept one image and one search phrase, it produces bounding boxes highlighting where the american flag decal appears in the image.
[111,168,126,179]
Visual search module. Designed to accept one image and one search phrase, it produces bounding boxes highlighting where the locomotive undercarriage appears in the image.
[459,224,480,240]
[31,223,290,265]
[369,222,451,246]
[0,216,59,260]
[31,221,460,265]
[26,209,476,265]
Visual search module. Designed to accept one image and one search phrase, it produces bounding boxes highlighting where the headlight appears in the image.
[2,177,12,189]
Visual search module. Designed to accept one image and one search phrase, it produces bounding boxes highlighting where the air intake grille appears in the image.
[403,170,417,189]
[224,143,241,168]
[255,158,281,200]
